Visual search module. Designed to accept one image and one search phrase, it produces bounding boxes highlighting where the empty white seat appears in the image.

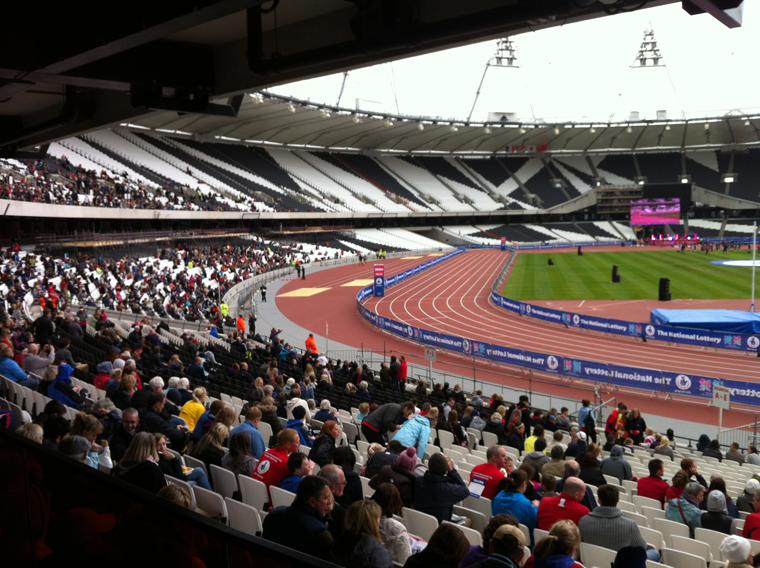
[634,495,663,511]
[193,485,228,519]
[641,506,666,527]
[210,464,239,499]
[225,498,263,536]
[239,475,269,511]
[639,526,664,551]
[184,455,208,478]
[443,521,483,546]
[622,510,649,527]
[653,518,690,547]
[671,535,712,564]
[269,486,296,509]
[661,548,707,568]
[402,507,439,541]
[579,542,617,568]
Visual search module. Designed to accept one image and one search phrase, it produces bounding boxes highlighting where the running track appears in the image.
[276,251,759,427]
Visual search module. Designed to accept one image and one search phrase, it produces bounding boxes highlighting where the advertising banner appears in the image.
[373,264,385,297]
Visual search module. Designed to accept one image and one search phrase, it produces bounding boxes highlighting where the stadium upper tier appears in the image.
[5,129,760,216]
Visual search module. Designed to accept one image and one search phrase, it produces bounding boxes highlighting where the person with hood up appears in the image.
[41,361,87,408]
[369,446,419,507]
[665,481,705,536]
[738,480,760,514]
[94,361,114,390]
[697,434,711,452]
[523,520,583,568]
[702,491,737,535]
[600,446,633,484]
[392,408,431,458]
[286,405,314,447]
[492,469,538,545]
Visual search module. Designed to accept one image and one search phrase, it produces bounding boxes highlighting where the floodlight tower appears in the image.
[467,38,519,123]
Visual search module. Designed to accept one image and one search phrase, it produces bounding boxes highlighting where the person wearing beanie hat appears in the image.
[738,479,760,514]
[702,491,737,535]
[721,535,753,568]
[59,435,93,463]
[467,524,526,568]
[413,452,470,524]
[369,446,419,508]
[613,546,648,568]
[286,405,314,448]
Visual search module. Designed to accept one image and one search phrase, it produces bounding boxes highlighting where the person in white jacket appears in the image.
[373,482,413,564]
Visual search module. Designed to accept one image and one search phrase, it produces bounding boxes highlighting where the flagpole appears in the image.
[752,221,757,313]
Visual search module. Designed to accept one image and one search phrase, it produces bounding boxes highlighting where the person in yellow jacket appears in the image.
[305,333,318,354]
[180,387,208,432]
[220,303,229,317]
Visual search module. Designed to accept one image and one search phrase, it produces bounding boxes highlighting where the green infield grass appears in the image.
[502,249,757,301]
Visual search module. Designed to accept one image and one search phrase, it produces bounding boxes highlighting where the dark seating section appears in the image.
[337,235,406,253]
[412,156,479,188]
[635,153,682,185]
[521,166,570,208]
[724,149,760,202]
[576,222,616,239]
[336,154,428,209]
[691,225,722,237]
[471,224,549,242]
[597,154,638,183]
[82,136,172,187]
[685,154,722,193]
[546,223,590,238]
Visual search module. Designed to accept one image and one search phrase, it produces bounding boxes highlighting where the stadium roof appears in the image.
[0,0,680,155]
[123,91,760,156]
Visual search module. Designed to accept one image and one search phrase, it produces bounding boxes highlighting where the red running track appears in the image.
[276,251,758,427]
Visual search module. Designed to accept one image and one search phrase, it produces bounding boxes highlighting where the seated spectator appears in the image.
[365,440,402,478]
[526,520,583,568]
[309,420,340,467]
[179,387,208,432]
[703,478,740,518]
[540,474,559,498]
[314,399,337,424]
[39,362,87,409]
[492,469,538,544]
[414,453,470,524]
[653,437,674,460]
[600,446,633,484]
[192,399,225,439]
[356,380,372,401]
[537,477,590,530]
[191,423,229,471]
[130,376,165,411]
[68,412,104,469]
[21,343,55,377]
[507,423,526,453]
[482,412,505,445]
[263,476,334,560]
[59,435,92,465]
[470,445,511,500]
[665,481,705,536]
[139,392,188,452]
[0,345,39,389]
[93,362,114,391]
[726,443,746,465]
[523,438,550,473]
[738,480,759,514]
[155,432,212,490]
[330,500,393,568]
[279,451,313,493]
[565,431,588,458]
[578,450,606,488]
[370,446,418,508]
[403,523,471,568]
[579,484,658,560]
[702,490,737,535]
[637,459,669,505]
[229,406,266,459]
[185,357,206,382]
[334,446,363,509]
[110,373,137,411]
[460,514,520,568]
[524,425,544,453]
[372,483,412,564]
[286,385,311,422]
[542,445,567,478]
[556,461,597,511]
[258,396,283,445]
[355,402,371,423]
[177,378,193,405]
[254,429,302,502]
[747,447,760,466]
[41,414,70,451]
[287,405,314,448]
[112,431,167,494]
[720,535,754,568]
[220,431,257,478]
[703,439,724,462]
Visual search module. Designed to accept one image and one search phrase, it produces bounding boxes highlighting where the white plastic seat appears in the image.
[617,500,638,513]
[518,523,530,546]
[225,498,263,536]
[210,464,239,499]
[442,521,483,546]
[438,430,455,448]
[622,510,649,527]
[165,475,197,509]
[641,506,666,527]
[184,455,209,479]
[671,535,712,564]
[239,475,269,511]
[534,528,549,544]
[257,421,273,446]
[481,432,498,447]
[402,507,439,541]
[695,527,729,561]
[653,518,690,547]
[634,495,663,511]
[453,505,487,535]
[193,485,228,519]
[579,542,617,568]
[463,495,492,522]
[269,486,296,509]
[661,548,707,568]
[639,526,664,551]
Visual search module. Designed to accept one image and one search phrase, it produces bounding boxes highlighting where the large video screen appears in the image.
[630,197,681,225]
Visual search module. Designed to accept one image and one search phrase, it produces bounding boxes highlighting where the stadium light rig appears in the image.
[635,176,647,186]
[679,175,692,184]
[722,173,737,183]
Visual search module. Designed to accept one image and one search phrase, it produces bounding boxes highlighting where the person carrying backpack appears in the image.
[577,399,597,444]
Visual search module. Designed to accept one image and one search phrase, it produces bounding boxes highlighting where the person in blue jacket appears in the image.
[279,452,313,493]
[392,410,432,459]
[0,345,39,389]
[229,406,267,459]
[286,405,314,447]
[492,469,539,546]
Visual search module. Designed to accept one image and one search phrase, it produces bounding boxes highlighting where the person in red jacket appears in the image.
[536,477,590,530]
[606,402,626,435]
[469,445,511,500]
[744,491,760,540]
[253,429,301,505]
[398,356,408,389]
[637,459,670,505]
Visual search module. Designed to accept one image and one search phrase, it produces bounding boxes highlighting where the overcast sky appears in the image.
[271,2,757,123]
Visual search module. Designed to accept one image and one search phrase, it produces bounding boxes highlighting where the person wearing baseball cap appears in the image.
[738,479,760,514]
[721,535,754,568]
[565,431,587,459]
